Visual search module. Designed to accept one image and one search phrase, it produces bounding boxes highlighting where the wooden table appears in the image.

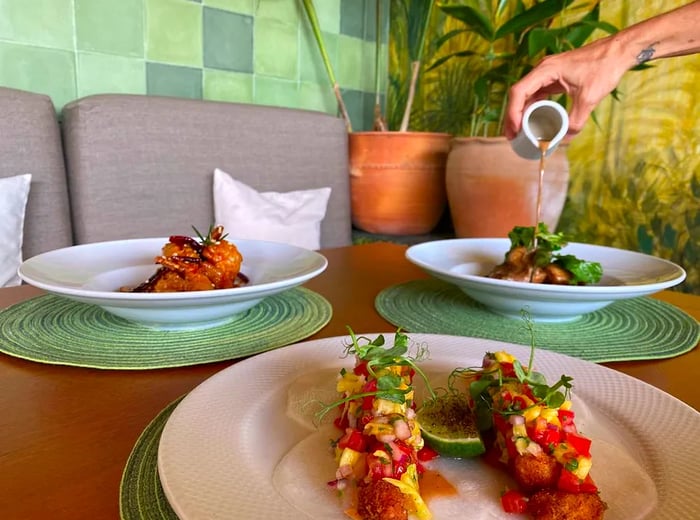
[0,242,698,519]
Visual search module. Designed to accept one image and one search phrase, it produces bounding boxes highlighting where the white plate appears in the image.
[157,333,700,519]
[406,238,686,322]
[18,238,327,330]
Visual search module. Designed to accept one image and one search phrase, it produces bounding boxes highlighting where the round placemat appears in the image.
[376,279,700,362]
[120,397,181,520]
[0,288,331,369]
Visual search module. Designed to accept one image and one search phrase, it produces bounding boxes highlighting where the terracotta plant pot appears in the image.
[446,137,569,238]
[349,131,451,235]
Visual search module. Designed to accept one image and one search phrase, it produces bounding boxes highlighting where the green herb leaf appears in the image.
[553,254,603,284]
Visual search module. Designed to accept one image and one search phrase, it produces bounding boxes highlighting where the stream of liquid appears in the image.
[528,139,550,282]
[532,139,550,250]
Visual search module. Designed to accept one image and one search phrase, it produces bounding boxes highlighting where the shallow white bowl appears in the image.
[406,238,686,322]
[19,238,328,330]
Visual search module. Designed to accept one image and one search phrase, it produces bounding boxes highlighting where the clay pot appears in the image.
[445,137,569,238]
[349,131,451,235]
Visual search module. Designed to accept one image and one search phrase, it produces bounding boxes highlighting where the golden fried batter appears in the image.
[357,480,408,520]
[528,489,607,520]
[512,453,560,491]
[124,225,245,292]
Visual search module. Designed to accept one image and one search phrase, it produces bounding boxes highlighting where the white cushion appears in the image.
[0,174,32,287]
[213,168,331,250]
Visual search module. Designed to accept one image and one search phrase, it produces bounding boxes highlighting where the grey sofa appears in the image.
[0,87,352,262]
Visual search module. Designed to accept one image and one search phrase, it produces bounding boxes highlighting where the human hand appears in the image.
[504,37,629,140]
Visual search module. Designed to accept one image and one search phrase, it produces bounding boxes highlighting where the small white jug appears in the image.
[511,100,569,160]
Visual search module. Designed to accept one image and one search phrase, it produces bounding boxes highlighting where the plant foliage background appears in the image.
[388,0,699,294]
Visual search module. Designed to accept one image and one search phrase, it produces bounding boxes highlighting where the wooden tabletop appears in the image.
[0,242,698,519]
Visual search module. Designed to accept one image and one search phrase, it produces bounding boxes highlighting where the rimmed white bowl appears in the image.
[18,238,328,330]
[406,238,686,322]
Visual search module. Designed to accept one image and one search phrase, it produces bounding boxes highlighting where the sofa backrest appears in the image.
[0,87,73,259]
[61,94,352,249]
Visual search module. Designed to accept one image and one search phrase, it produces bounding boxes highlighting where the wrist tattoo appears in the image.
[636,42,659,64]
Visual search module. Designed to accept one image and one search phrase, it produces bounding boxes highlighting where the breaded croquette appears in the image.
[357,480,409,520]
[512,453,560,491]
[528,489,607,520]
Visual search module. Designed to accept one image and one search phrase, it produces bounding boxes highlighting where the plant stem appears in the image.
[400,60,420,131]
[333,84,353,133]
[398,0,436,132]
[373,0,387,131]
[300,0,353,132]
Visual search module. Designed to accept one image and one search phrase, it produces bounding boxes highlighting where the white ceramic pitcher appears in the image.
[511,100,569,160]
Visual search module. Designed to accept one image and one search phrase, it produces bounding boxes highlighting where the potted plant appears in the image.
[300,0,451,236]
[422,0,618,238]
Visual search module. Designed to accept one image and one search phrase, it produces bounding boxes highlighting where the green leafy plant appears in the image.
[299,0,437,132]
[429,0,619,136]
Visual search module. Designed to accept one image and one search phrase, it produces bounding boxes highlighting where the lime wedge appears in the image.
[417,394,485,458]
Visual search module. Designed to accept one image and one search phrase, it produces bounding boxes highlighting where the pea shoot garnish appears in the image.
[315,327,435,423]
[450,311,573,428]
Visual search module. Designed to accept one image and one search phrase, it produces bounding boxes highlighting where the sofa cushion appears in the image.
[61,94,351,248]
[0,174,31,287]
[0,87,73,260]
[213,168,331,250]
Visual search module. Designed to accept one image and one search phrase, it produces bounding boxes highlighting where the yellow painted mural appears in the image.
[389,0,700,294]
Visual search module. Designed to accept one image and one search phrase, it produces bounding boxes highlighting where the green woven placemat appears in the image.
[376,279,700,362]
[0,288,331,369]
[120,397,181,520]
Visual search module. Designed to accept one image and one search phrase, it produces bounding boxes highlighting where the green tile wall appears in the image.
[0,0,383,130]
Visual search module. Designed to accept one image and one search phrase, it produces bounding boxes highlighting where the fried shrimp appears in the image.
[122,225,246,293]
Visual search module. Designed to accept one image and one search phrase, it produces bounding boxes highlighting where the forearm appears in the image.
[505,1,700,137]
[604,0,700,69]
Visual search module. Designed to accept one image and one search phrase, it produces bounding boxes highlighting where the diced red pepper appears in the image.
[500,362,516,378]
[580,474,599,493]
[532,424,561,449]
[501,489,528,514]
[564,431,592,457]
[354,360,369,377]
[361,379,377,410]
[366,452,392,480]
[333,414,349,430]
[359,413,373,427]
[500,390,513,406]
[558,409,577,433]
[558,469,598,493]
[493,413,510,435]
[337,428,367,452]
[558,468,580,492]
[521,383,536,402]
[558,408,575,424]
[417,444,440,462]
[512,395,529,411]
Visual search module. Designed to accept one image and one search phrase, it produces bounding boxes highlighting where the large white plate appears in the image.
[18,238,327,330]
[157,333,700,519]
[406,238,686,322]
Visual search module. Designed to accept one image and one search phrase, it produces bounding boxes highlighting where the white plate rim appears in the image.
[156,333,700,520]
[18,237,328,303]
[405,238,686,296]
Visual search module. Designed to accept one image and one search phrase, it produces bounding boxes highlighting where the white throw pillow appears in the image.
[0,174,32,287]
[213,168,331,250]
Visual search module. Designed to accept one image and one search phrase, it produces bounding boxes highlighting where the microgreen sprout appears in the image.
[314,327,436,424]
[445,312,574,429]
